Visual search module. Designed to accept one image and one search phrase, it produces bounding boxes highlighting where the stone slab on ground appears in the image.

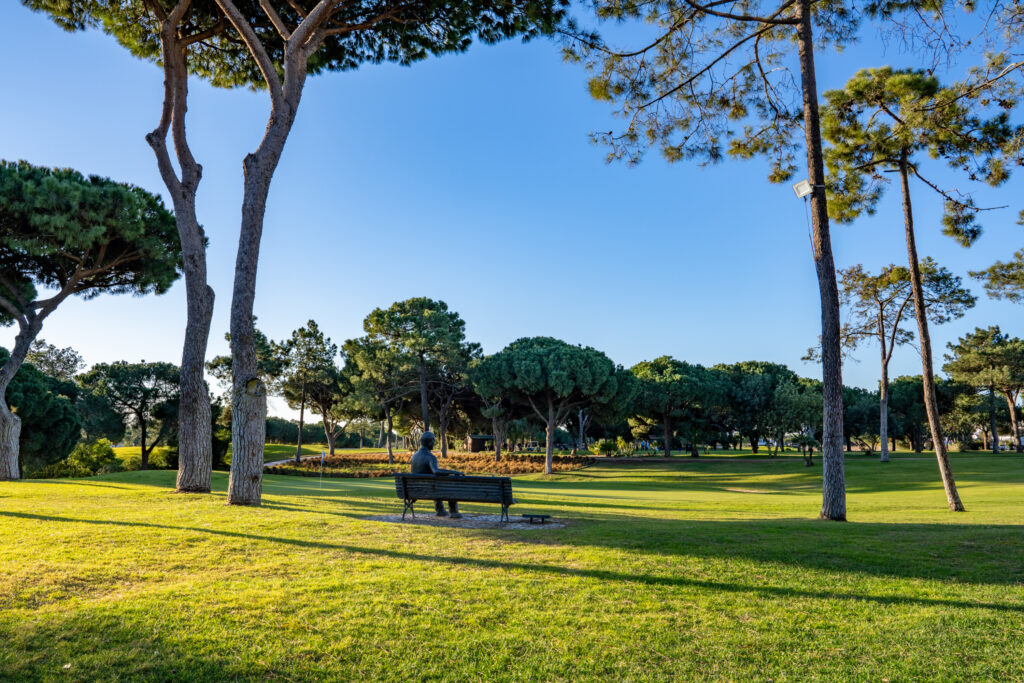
[364,513,566,530]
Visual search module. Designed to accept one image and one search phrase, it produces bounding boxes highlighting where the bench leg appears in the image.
[402,498,415,520]
[500,504,509,524]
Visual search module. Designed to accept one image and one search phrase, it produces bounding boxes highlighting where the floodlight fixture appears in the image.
[792,179,812,198]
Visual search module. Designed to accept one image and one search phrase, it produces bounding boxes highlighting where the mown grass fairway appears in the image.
[1,455,1023,681]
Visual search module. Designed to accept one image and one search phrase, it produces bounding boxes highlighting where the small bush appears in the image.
[69,439,118,473]
[34,460,94,479]
[594,440,617,456]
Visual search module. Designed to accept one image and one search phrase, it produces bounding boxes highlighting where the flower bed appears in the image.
[264,450,591,478]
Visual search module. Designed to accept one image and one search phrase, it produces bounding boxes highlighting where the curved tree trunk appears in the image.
[797,0,846,521]
[146,20,215,495]
[899,158,964,511]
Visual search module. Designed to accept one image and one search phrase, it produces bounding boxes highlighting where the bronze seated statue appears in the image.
[409,431,464,518]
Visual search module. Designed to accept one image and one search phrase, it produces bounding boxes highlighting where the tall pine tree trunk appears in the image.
[148,21,214,495]
[797,0,846,521]
[879,336,890,463]
[899,157,964,511]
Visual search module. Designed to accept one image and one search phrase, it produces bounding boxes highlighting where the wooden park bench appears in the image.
[394,474,516,523]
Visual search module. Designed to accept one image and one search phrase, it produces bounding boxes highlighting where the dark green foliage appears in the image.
[264,417,328,446]
[24,0,568,89]
[712,361,801,454]
[971,249,1024,304]
[822,67,1022,239]
[25,339,84,382]
[474,336,637,471]
[76,389,126,444]
[78,361,180,470]
[0,348,81,475]
[630,357,720,456]
[566,0,858,179]
[207,321,285,394]
[0,160,181,309]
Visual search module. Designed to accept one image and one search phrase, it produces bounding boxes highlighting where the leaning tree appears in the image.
[824,261,974,462]
[822,66,1021,511]
[0,160,180,480]
[475,337,637,474]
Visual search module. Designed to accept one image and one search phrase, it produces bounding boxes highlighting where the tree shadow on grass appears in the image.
[2,509,1023,612]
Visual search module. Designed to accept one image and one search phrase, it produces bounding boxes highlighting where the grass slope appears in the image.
[1,455,1023,681]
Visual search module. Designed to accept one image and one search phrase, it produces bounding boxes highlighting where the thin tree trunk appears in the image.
[295,380,305,463]
[439,417,448,458]
[879,322,890,463]
[989,384,1000,454]
[386,408,394,464]
[418,358,430,431]
[493,415,503,462]
[879,369,890,464]
[147,20,214,495]
[797,0,846,521]
[664,414,673,457]
[899,157,964,511]
[140,412,149,471]
[1005,393,1022,452]
[544,397,556,475]
[322,415,335,456]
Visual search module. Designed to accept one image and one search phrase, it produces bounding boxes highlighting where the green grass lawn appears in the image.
[2,454,1023,681]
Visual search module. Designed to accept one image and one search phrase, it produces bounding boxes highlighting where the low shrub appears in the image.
[34,460,94,479]
[32,439,119,479]
[593,439,618,456]
[264,450,592,478]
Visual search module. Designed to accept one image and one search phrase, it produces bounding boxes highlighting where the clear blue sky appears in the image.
[2,4,1022,418]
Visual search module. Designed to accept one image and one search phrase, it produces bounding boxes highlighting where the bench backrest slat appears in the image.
[394,474,513,505]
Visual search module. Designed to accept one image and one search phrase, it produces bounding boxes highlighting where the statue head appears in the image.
[420,431,436,450]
